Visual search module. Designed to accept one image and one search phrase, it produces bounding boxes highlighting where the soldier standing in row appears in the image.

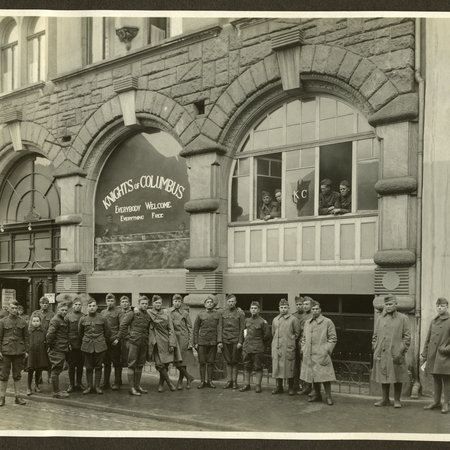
[0,300,29,406]
[298,296,314,396]
[240,301,271,393]
[79,298,111,395]
[292,296,305,393]
[219,294,245,390]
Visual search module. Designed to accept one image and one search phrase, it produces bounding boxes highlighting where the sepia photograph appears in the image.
[0,10,448,442]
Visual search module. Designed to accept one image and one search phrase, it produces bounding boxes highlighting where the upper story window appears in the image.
[27,17,46,84]
[1,19,18,92]
[86,17,106,64]
[148,18,167,45]
[230,96,379,223]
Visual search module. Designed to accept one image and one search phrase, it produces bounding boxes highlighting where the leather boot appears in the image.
[393,382,402,408]
[158,373,165,393]
[0,396,5,407]
[239,371,251,392]
[298,383,312,395]
[232,365,239,389]
[94,369,103,394]
[161,367,176,391]
[206,364,216,388]
[83,370,94,395]
[223,364,233,389]
[76,364,85,390]
[179,366,194,389]
[111,367,121,390]
[15,395,26,405]
[308,383,323,402]
[101,363,111,389]
[441,375,450,414]
[128,368,140,396]
[134,367,147,394]
[424,375,442,410]
[255,371,263,393]
[324,381,334,405]
[272,378,284,394]
[288,378,295,396]
[67,366,75,393]
[176,372,184,390]
[51,373,69,398]
[374,383,391,406]
[197,364,207,389]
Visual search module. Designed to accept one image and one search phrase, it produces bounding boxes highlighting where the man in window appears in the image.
[333,180,352,215]
[260,191,279,221]
[318,179,340,215]
[273,189,282,218]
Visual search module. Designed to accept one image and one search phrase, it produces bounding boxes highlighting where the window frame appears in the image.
[1,19,19,93]
[26,17,46,84]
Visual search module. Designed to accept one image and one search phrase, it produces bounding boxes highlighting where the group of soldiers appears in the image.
[1,292,450,414]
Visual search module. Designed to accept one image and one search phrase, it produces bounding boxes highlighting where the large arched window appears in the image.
[94,131,190,271]
[1,19,18,92]
[230,96,378,222]
[27,17,46,84]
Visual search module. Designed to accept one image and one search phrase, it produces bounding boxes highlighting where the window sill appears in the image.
[228,211,378,227]
[0,81,46,100]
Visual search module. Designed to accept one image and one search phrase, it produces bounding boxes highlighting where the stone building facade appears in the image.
[0,15,442,394]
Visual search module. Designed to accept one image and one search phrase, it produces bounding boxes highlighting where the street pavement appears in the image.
[1,367,450,437]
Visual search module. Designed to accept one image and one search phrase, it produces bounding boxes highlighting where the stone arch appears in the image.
[72,90,200,172]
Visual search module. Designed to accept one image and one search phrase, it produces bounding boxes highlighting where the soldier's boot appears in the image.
[297,382,312,395]
[101,364,111,389]
[441,375,450,414]
[272,378,284,395]
[0,380,7,406]
[94,369,103,394]
[76,365,85,390]
[13,379,26,404]
[324,381,334,405]
[83,370,94,395]
[223,364,233,389]
[111,366,121,391]
[158,373,165,393]
[424,376,442,410]
[308,383,323,402]
[288,378,295,396]
[27,371,33,395]
[134,367,147,394]
[239,371,251,392]
[206,364,216,388]
[51,374,69,399]
[374,383,391,407]
[127,368,141,396]
[254,371,263,393]
[197,364,207,389]
[161,367,176,391]
[67,366,76,393]
[393,382,402,408]
[232,365,239,390]
[178,366,194,389]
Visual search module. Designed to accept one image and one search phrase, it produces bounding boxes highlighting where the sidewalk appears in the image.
[5,367,450,435]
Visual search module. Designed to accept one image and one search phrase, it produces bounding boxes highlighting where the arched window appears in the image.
[230,96,378,222]
[1,19,18,92]
[27,17,46,83]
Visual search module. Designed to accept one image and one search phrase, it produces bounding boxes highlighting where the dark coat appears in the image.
[422,313,450,375]
[260,201,279,220]
[221,307,245,345]
[28,326,49,369]
[30,309,55,332]
[301,314,337,383]
[117,310,151,347]
[65,311,84,349]
[319,190,340,215]
[147,308,181,364]
[170,307,196,366]
[0,315,29,355]
[193,310,222,346]
[101,306,122,340]
[46,314,70,352]
[271,313,301,378]
[243,315,271,354]
[371,310,411,383]
[79,313,111,353]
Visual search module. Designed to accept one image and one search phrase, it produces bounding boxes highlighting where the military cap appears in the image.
[340,180,350,187]
[279,298,289,306]
[262,191,271,197]
[275,189,281,195]
[226,294,236,301]
[384,294,397,303]
[320,179,333,186]
[250,301,261,309]
[39,296,49,304]
[436,297,449,306]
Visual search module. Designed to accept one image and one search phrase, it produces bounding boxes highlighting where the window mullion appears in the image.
[352,140,357,213]
[249,156,255,221]
[314,146,319,217]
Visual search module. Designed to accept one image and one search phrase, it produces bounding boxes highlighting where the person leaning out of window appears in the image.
[333,180,352,215]
[260,190,279,221]
[318,179,340,215]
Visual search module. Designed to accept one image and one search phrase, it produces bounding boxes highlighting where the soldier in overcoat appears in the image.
[292,296,305,393]
[101,293,123,390]
[271,298,301,395]
[170,294,195,390]
[193,295,222,389]
[301,301,337,405]
[79,298,111,395]
[115,295,151,396]
[0,300,29,406]
[148,295,180,392]
[239,301,271,393]
[297,296,314,395]
[371,294,411,408]
[46,301,70,398]
[422,297,450,414]
[218,294,245,390]
[118,295,132,371]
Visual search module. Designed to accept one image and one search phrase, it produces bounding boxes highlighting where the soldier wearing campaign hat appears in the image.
[318,178,340,215]
[371,294,411,408]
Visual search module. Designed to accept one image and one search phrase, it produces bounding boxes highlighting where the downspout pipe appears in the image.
[410,17,425,399]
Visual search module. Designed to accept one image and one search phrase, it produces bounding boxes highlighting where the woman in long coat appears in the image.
[271,298,301,395]
[300,301,337,405]
[371,294,411,408]
[422,297,450,414]
[169,294,195,389]
[147,295,181,392]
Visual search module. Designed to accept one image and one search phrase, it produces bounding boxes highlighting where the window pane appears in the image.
[234,231,245,263]
[239,158,250,176]
[286,100,301,126]
[285,168,315,218]
[284,227,297,261]
[336,115,353,136]
[302,98,316,123]
[319,97,336,120]
[267,228,279,262]
[28,38,39,84]
[253,130,268,150]
[286,125,301,145]
[250,230,262,262]
[301,122,315,142]
[268,128,283,147]
[14,236,29,263]
[301,148,315,168]
[319,142,352,195]
[231,176,249,222]
[357,161,378,210]
[269,106,283,129]
[39,34,46,81]
[286,150,300,169]
[271,161,282,178]
[257,159,270,176]
[254,116,268,132]
[319,118,336,139]
[240,135,250,153]
[357,139,372,160]
[357,113,372,133]
[337,101,353,116]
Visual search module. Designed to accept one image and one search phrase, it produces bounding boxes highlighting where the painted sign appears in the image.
[1,288,16,310]
[44,293,55,304]
[94,131,190,271]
